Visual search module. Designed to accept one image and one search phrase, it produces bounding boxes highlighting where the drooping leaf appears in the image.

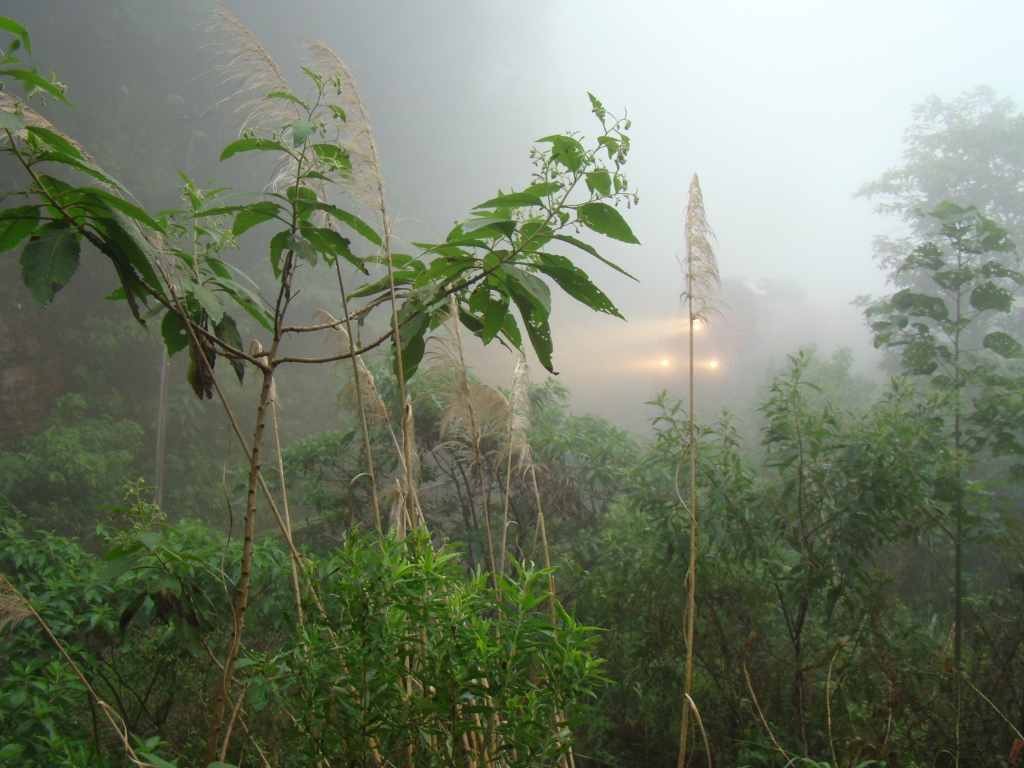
[551,234,636,280]
[20,222,80,306]
[191,281,225,324]
[534,252,622,318]
[0,16,31,53]
[0,205,38,253]
[576,202,640,244]
[0,107,24,132]
[215,315,246,383]
[288,233,318,265]
[585,170,612,196]
[984,331,1024,359]
[295,200,383,246]
[161,311,190,357]
[502,265,551,314]
[291,119,314,147]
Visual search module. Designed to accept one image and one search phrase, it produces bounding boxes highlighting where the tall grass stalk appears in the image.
[677,173,719,768]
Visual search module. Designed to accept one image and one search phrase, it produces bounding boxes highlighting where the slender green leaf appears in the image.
[552,234,636,280]
[220,136,289,161]
[4,68,70,104]
[474,192,544,209]
[0,16,31,53]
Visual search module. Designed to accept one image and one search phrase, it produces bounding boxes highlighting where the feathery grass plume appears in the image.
[429,296,504,574]
[677,172,720,768]
[302,39,386,216]
[499,349,532,574]
[301,38,416,529]
[0,577,31,633]
[205,3,301,133]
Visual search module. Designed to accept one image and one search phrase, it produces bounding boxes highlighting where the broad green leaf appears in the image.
[980,259,1024,284]
[233,201,281,237]
[984,331,1024,358]
[502,265,551,314]
[291,119,314,146]
[138,753,179,768]
[970,281,1014,313]
[0,16,31,53]
[311,143,351,169]
[481,295,509,343]
[891,289,948,321]
[901,340,939,376]
[585,170,612,196]
[220,136,289,161]
[534,253,622,318]
[161,311,190,356]
[0,205,38,252]
[474,192,544,209]
[461,217,517,237]
[191,281,225,324]
[207,762,239,768]
[552,234,636,280]
[288,233,318,265]
[537,134,584,171]
[0,107,24,132]
[20,223,80,306]
[576,202,639,244]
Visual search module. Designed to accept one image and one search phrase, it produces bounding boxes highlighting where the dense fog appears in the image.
[4,2,1024,766]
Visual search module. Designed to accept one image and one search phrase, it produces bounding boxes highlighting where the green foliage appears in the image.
[0,394,145,529]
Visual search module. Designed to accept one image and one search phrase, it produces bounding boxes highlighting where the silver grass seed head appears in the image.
[679,173,720,322]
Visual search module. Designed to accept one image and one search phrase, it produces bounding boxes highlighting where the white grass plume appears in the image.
[205,3,301,133]
[679,174,720,321]
[302,38,386,223]
[0,577,31,633]
[499,348,533,573]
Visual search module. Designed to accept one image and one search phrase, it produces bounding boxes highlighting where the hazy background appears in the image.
[8,0,1024,427]
[224,0,1024,423]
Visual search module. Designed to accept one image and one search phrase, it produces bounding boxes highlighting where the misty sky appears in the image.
[10,1,1023,424]
[221,1,1024,419]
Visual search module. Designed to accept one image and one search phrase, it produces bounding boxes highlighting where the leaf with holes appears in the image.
[20,223,80,306]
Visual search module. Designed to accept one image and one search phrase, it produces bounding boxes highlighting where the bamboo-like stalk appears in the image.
[334,261,382,534]
[677,173,719,768]
[499,350,531,575]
